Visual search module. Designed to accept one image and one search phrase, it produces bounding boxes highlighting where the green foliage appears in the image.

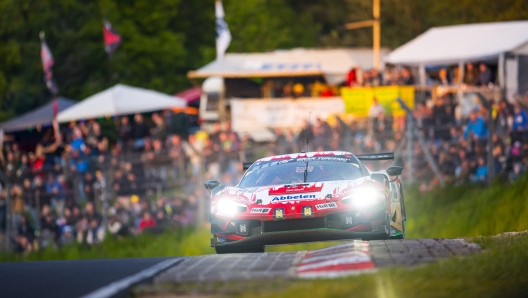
[405,174,528,238]
[2,228,214,262]
[1,0,527,121]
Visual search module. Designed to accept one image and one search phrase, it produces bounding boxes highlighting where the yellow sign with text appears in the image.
[340,86,415,117]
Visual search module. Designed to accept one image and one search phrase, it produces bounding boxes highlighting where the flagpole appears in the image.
[40,30,59,128]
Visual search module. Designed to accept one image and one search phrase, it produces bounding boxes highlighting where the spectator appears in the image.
[83,172,95,203]
[84,202,101,223]
[138,212,155,231]
[463,62,478,85]
[117,116,133,146]
[368,97,384,119]
[17,215,35,244]
[131,113,150,149]
[345,67,359,86]
[511,104,528,144]
[463,111,488,140]
[437,68,450,86]
[10,184,24,232]
[46,174,65,217]
[477,63,492,86]
[471,157,488,184]
[151,113,167,142]
[86,218,104,245]
[61,225,75,246]
[400,68,414,85]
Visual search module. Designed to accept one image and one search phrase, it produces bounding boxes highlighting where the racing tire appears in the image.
[214,245,265,254]
[383,212,391,239]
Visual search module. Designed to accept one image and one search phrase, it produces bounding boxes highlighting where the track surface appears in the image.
[0,239,480,298]
[0,258,170,298]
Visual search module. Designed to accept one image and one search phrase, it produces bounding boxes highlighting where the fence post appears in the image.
[197,155,205,226]
[406,113,414,183]
[397,98,445,187]
[184,141,206,226]
[336,116,352,151]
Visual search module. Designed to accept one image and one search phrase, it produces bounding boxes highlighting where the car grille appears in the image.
[263,217,326,233]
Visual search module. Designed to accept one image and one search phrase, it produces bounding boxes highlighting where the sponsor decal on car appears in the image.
[250,208,271,214]
[271,194,317,202]
[269,184,324,195]
[315,202,338,210]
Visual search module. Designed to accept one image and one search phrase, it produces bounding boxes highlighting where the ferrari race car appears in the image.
[204,151,406,254]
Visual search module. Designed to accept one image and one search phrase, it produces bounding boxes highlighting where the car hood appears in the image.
[212,176,384,206]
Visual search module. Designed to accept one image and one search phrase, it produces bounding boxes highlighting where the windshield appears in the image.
[239,160,364,188]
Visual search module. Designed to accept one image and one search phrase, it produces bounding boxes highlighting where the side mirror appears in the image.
[386,166,403,177]
[204,180,220,190]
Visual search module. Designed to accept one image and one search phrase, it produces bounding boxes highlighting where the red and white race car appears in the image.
[204,151,405,254]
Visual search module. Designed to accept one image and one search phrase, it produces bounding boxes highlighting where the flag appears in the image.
[103,19,121,56]
[40,33,59,95]
[215,0,231,60]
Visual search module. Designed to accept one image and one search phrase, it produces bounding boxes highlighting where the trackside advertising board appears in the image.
[230,97,344,131]
[340,86,415,117]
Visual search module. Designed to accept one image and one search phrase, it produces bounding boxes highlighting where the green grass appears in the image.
[2,228,214,262]
[231,232,528,298]
[137,232,528,298]
[405,174,528,239]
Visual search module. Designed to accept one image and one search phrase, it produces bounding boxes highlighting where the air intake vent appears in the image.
[263,217,325,233]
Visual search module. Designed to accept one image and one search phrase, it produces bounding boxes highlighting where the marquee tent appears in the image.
[188,48,390,85]
[384,21,528,98]
[0,97,76,132]
[57,84,186,122]
[384,21,528,66]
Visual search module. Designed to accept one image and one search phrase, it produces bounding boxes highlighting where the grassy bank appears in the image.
[3,228,214,262]
[405,174,528,238]
[233,232,528,298]
[135,232,528,298]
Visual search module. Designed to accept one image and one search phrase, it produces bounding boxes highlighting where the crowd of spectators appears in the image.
[0,112,199,254]
[2,85,528,255]
[413,96,528,189]
[345,62,495,88]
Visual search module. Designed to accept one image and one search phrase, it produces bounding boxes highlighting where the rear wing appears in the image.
[355,151,394,161]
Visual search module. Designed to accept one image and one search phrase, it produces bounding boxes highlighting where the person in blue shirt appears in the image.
[471,157,488,184]
[463,111,488,140]
[511,105,528,143]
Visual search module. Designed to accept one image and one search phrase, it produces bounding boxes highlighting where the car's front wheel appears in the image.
[214,245,265,254]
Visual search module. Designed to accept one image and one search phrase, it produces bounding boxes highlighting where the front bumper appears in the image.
[210,208,387,247]
[211,228,388,247]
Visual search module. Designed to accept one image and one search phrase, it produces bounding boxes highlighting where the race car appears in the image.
[204,151,405,254]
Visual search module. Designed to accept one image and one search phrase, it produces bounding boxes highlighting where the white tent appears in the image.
[58,84,186,122]
[385,21,528,98]
[188,48,390,85]
[385,21,528,66]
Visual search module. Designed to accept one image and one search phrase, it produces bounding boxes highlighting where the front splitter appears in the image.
[212,229,388,247]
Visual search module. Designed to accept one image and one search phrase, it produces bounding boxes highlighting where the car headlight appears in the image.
[342,187,384,208]
[216,200,247,216]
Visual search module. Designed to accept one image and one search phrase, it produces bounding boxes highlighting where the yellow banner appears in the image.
[340,86,415,117]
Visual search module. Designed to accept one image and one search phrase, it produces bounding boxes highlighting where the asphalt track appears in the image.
[0,239,480,298]
[0,257,173,298]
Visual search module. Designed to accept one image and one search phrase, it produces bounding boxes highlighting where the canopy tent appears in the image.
[188,48,390,85]
[385,21,528,66]
[173,86,201,105]
[1,97,76,132]
[57,84,186,122]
